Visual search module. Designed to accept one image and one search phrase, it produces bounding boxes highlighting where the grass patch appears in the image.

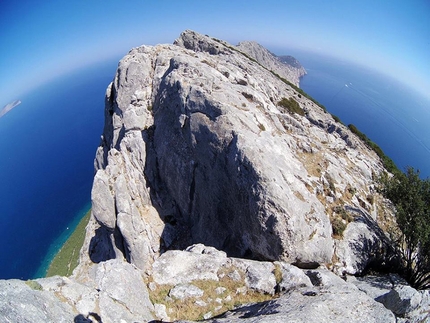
[278,97,305,116]
[26,280,43,291]
[45,210,91,277]
[330,206,355,238]
[148,266,274,321]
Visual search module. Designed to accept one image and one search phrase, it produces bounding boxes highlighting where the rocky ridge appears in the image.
[236,41,306,86]
[1,30,428,322]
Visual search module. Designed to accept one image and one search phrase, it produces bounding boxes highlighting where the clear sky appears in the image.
[1,0,429,106]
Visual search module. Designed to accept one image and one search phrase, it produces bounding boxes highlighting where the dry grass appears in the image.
[148,266,275,321]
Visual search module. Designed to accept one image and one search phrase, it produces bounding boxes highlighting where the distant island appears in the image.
[0,100,21,118]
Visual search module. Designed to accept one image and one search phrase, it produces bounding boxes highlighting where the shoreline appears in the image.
[34,203,91,278]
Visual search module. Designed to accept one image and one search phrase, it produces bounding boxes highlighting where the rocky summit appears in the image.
[1,30,429,322]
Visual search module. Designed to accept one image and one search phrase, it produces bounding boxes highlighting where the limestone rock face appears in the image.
[80,30,393,276]
[0,260,154,323]
[237,40,306,86]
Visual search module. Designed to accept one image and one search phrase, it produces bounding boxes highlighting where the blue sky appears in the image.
[1,0,429,106]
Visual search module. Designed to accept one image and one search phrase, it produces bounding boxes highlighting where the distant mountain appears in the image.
[278,55,303,69]
[236,41,306,86]
[0,99,21,118]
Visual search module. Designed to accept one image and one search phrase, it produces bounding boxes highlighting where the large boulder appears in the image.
[0,260,154,323]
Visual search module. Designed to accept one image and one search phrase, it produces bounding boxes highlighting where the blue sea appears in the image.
[0,59,118,279]
[291,50,430,178]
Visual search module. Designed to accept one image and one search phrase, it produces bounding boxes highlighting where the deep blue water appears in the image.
[291,50,430,178]
[0,59,118,279]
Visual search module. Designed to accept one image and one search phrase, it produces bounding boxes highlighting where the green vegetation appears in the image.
[331,206,355,238]
[258,123,266,131]
[45,210,91,277]
[348,123,400,175]
[277,97,305,116]
[379,167,430,289]
[270,71,328,112]
[330,113,343,124]
[25,280,43,291]
[331,217,347,237]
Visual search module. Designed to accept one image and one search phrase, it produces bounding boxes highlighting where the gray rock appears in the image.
[333,207,399,276]
[348,274,430,323]
[169,284,204,300]
[89,259,154,322]
[152,249,228,285]
[275,261,313,292]
[377,285,423,316]
[347,275,393,300]
[0,30,403,323]
[0,279,76,323]
[231,258,277,295]
[206,285,395,323]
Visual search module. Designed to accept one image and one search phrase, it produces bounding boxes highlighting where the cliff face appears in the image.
[2,31,426,323]
[81,30,393,274]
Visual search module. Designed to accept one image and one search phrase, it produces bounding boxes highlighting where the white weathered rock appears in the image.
[0,259,154,323]
[349,274,430,323]
[0,279,76,323]
[275,261,313,292]
[231,258,277,295]
[169,284,204,300]
[154,303,170,321]
[152,249,228,285]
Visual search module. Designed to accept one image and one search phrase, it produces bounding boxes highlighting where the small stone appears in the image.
[154,303,170,321]
[214,305,223,312]
[224,295,232,302]
[203,311,213,320]
[195,300,207,307]
[215,297,223,304]
[169,284,204,300]
[228,270,242,281]
[148,282,157,291]
[215,287,226,295]
[236,286,247,294]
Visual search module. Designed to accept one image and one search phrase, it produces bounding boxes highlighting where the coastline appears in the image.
[34,204,91,278]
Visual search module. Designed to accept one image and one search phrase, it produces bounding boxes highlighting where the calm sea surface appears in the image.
[0,60,117,279]
[293,50,430,178]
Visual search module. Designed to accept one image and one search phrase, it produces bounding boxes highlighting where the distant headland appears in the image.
[0,100,21,118]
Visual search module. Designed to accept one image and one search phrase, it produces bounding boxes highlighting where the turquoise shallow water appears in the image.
[0,59,118,279]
